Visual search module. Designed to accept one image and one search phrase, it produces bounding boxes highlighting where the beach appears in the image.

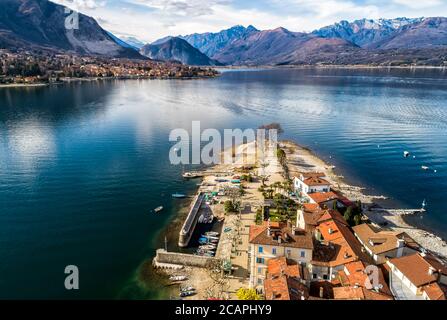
[281,140,447,261]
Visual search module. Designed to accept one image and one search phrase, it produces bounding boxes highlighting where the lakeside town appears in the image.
[153,137,447,301]
[0,50,218,86]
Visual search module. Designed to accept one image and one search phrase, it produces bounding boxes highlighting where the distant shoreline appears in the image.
[218,64,447,70]
[0,74,219,89]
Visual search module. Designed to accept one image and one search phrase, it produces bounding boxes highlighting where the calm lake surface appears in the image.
[1,68,447,299]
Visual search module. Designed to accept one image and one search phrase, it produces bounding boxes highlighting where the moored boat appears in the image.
[154,206,164,213]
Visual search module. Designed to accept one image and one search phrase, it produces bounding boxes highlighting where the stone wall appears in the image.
[154,249,216,268]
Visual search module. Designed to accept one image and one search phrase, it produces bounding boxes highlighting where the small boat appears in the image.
[422,199,427,209]
[154,206,164,213]
[170,275,187,282]
[205,231,219,237]
[203,235,219,241]
[404,151,410,158]
[172,193,186,199]
[180,286,195,292]
[179,291,195,298]
[422,166,430,171]
[199,245,216,250]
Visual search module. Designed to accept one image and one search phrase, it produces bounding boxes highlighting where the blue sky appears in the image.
[53,0,447,43]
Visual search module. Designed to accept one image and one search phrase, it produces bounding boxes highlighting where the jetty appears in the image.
[182,171,230,179]
[370,208,426,215]
[178,192,205,247]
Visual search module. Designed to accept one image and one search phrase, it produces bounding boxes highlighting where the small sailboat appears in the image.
[404,151,410,158]
[154,206,164,213]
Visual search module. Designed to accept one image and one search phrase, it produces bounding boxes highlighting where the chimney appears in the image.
[328,228,334,235]
[428,266,436,276]
[319,287,324,299]
[267,219,271,237]
[396,238,405,248]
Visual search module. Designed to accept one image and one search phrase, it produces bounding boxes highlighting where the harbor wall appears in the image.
[154,249,216,268]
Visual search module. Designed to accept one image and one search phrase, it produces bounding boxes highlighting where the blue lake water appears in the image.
[0,68,446,298]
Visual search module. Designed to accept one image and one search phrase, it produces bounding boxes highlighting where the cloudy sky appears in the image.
[53,0,447,43]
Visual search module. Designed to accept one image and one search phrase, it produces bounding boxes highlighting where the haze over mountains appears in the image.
[0,0,446,66]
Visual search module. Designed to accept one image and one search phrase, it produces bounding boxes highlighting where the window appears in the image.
[300,251,305,258]
[256,258,265,264]
[258,246,263,253]
[272,248,277,255]
[323,274,329,280]
[258,267,262,274]
[286,249,291,257]
[313,274,317,279]
[257,278,263,285]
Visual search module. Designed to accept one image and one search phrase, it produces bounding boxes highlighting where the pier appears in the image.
[370,208,426,215]
[178,192,205,247]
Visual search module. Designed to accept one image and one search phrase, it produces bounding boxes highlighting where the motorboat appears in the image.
[169,275,187,281]
[422,166,429,171]
[154,206,164,213]
[179,291,195,298]
[205,231,219,237]
[404,151,410,158]
[172,193,186,199]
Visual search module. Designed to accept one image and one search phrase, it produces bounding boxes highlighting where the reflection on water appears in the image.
[0,68,447,299]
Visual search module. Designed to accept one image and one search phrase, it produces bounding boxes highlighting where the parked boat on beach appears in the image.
[169,275,187,281]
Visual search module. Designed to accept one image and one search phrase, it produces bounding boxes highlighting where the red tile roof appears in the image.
[303,176,330,187]
[249,221,314,250]
[264,257,309,301]
[389,253,441,287]
[308,191,339,205]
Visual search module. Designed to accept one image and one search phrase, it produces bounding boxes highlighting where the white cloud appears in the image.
[51,0,106,10]
[392,0,443,10]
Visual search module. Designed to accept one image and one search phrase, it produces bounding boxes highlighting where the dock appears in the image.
[370,208,426,215]
[182,171,230,179]
[178,192,205,247]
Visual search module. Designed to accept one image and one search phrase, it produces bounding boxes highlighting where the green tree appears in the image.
[353,214,362,226]
[236,288,262,300]
[343,206,353,223]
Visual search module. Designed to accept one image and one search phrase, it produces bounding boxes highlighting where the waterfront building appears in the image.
[248,221,314,292]
[293,172,330,196]
[352,223,419,264]
[386,253,447,300]
[263,257,309,300]
[311,210,371,281]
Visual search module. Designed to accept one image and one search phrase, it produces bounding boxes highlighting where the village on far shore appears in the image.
[152,137,447,301]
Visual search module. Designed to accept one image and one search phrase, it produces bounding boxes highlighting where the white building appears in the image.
[293,172,330,196]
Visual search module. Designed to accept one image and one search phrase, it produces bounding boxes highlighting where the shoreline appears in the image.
[0,74,220,89]
[281,140,447,261]
[148,138,447,300]
[217,65,447,70]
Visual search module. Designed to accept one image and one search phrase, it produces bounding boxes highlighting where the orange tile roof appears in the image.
[333,286,393,300]
[313,214,371,268]
[264,257,309,301]
[308,191,339,205]
[303,176,330,187]
[423,283,446,300]
[353,223,419,255]
[249,222,314,250]
[300,172,326,178]
[389,253,439,287]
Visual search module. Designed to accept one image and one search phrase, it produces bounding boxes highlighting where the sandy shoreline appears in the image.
[281,140,447,261]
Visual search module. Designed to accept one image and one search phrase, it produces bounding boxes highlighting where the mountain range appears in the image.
[0,0,446,66]
[156,18,447,66]
[140,37,221,66]
[0,0,141,58]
